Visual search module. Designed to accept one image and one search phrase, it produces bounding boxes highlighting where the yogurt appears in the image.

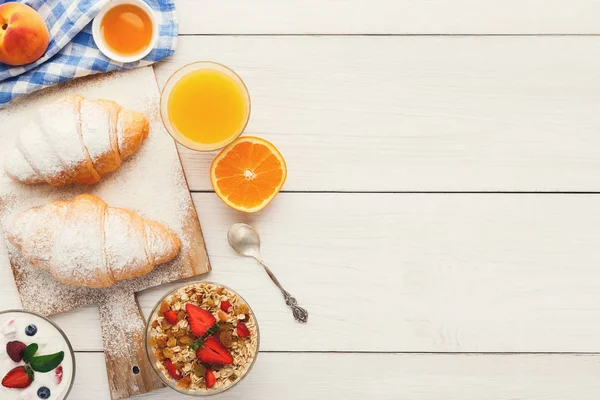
[0,311,74,400]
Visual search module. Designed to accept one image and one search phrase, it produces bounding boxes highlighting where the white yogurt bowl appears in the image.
[92,0,159,63]
[0,310,75,400]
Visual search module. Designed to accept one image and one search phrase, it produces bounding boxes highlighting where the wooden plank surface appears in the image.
[176,0,600,34]
[73,352,600,399]
[3,0,600,397]
[3,193,600,352]
[154,36,600,192]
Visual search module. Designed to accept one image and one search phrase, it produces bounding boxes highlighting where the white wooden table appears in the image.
[4,1,600,398]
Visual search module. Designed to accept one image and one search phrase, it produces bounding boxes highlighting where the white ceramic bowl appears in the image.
[0,310,76,400]
[92,0,159,63]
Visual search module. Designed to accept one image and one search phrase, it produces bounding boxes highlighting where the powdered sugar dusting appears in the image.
[43,98,88,181]
[79,97,115,173]
[12,120,67,185]
[0,67,211,359]
[99,289,147,358]
[7,98,87,185]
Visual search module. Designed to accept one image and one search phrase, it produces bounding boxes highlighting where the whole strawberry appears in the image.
[6,341,27,362]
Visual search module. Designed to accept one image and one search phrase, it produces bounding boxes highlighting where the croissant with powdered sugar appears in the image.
[6,194,181,288]
[4,95,149,186]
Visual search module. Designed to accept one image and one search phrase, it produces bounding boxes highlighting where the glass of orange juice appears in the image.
[160,62,251,151]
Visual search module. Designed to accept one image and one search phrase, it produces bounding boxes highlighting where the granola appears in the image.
[147,283,258,393]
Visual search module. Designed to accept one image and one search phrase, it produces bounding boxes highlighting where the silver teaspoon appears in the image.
[227,223,308,323]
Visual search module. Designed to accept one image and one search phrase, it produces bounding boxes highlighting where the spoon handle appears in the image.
[256,257,308,323]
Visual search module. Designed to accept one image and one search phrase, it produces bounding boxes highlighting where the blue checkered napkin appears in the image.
[0,0,177,108]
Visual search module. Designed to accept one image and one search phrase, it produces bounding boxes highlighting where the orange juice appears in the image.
[100,4,153,55]
[163,63,250,151]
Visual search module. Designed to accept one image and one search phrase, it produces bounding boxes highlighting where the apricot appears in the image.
[0,2,49,66]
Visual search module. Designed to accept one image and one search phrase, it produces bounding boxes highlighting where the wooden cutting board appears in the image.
[0,67,211,400]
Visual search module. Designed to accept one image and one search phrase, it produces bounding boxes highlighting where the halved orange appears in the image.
[210,136,287,213]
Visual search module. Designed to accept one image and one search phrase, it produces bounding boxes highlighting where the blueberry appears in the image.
[25,324,38,336]
[37,387,51,399]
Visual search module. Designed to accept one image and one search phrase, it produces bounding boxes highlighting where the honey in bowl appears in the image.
[161,62,251,151]
[100,4,153,56]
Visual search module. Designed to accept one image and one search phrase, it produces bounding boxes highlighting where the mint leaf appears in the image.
[23,343,38,363]
[190,338,204,351]
[206,324,219,337]
[30,351,64,373]
[189,324,219,350]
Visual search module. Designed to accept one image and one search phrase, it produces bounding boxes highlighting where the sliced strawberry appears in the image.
[186,304,216,338]
[164,359,182,381]
[6,341,26,362]
[164,311,178,325]
[2,366,34,388]
[220,301,232,313]
[55,365,63,384]
[236,322,250,338]
[205,368,216,388]
[196,336,233,365]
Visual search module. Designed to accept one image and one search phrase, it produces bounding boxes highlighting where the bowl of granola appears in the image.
[145,282,259,395]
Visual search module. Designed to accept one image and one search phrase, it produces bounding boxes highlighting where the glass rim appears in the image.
[159,61,252,153]
[144,281,260,396]
[0,309,76,400]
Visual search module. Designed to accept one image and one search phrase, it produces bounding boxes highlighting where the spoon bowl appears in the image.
[227,223,308,323]
[228,223,261,259]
